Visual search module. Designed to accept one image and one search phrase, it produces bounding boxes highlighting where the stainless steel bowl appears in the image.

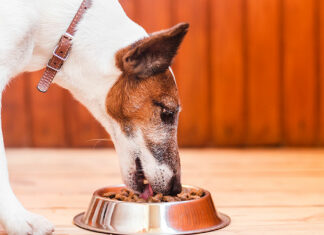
[73,185,230,234]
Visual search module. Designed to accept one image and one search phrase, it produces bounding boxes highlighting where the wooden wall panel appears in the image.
[135,0,171,32]
[246,0,281,145]
[29,71,67,147]
[211,0,245,146]
[63,92,111,148]
[173,0,210,147]
[283,0,317,146]
[1,0,323,147]
[320,0,324,145]
[2,74,31,147]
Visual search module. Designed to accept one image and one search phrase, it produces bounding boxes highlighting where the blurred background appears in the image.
[2,0,323,148]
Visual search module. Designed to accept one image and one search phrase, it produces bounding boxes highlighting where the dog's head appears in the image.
[106,23,189,195]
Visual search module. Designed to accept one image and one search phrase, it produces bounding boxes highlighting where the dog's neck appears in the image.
[27,0,148,136]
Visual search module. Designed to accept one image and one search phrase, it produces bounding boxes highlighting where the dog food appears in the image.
[102,188,205,203]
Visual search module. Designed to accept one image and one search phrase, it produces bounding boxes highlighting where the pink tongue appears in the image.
[140,184,153,200]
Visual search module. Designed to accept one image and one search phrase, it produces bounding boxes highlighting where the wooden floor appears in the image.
[0,149,324,235]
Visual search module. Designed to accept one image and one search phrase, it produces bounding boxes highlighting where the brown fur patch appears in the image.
[106,70,179,136]
[107,23,189,135]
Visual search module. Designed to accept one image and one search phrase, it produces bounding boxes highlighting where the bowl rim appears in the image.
[93,184,210,205]
[74,212,231,235]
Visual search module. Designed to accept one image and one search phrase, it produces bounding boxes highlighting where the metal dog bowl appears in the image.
[73,185,230,234]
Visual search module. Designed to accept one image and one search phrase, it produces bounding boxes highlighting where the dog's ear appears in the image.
[116,23,189,78]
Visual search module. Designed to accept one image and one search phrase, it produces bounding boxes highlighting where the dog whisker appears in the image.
[87,138,112,148]
[87,138,112,142]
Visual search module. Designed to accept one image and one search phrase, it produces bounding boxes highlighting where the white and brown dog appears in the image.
[0,0,188,234]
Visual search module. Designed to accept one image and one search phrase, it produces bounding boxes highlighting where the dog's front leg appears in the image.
[0,82,54,234]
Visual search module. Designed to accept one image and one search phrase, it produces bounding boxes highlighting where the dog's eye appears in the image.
[160,108,175,125]
[153,100,176,125]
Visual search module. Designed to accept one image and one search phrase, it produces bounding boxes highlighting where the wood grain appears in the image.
[2,74,31,147]
[63,92,111,148]
[283,0,317,146]
[1,0,323,147]
[211,0,245,146]
[173,0,210,147]
[246,0,281,146]
[29,71,67,147]
[135,0,171,32]
[1,148,324,234]
[319,0,324,145]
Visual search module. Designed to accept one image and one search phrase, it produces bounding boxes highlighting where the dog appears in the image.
[0,0,188,234]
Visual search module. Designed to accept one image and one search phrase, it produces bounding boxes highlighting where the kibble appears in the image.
[102,188,205,203]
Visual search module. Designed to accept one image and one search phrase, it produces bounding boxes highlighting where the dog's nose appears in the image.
[169,175,182,196]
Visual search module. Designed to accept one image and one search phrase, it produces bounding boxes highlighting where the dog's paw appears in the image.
[3,210,54,235]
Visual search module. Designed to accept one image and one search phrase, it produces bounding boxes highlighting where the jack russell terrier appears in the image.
[0,0,189,234]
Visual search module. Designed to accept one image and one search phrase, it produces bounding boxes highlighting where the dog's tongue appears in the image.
[140,184,153,200]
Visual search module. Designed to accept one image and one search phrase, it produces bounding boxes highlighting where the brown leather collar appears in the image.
[37,0,92,92]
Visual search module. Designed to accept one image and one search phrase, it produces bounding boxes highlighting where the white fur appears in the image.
[111,120,173,193]
[0,0,157,234]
